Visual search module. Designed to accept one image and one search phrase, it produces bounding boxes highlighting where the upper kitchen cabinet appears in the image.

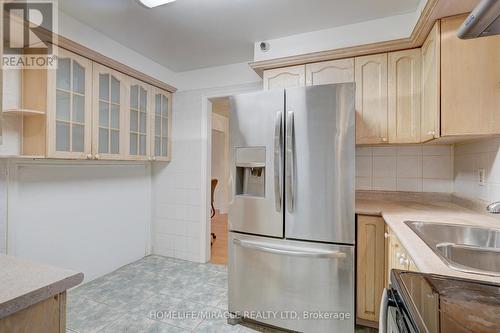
[150,87,172,162]
[441,15,500,136]
[387,49,421,144]
[3,48,94,158]
[127,78,151,161]
[263,65,305,90]
[92,64,127,160]
[305,58,354,86]
[355,53,388,145]
[421,21,440,142]
[48,50,93,158]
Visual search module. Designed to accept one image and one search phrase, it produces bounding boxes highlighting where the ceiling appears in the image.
[60,0,420,72]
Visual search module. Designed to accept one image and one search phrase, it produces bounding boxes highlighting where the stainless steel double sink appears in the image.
[405,221,500,277]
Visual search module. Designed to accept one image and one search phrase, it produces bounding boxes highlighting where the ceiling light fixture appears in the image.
[138,0,176,8]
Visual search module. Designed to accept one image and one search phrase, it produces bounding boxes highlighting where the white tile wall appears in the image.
[454,138,500,203]
[356,145,454,192]
[151,82,262,263]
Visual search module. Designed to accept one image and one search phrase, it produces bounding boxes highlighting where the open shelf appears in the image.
[3,109,46,116]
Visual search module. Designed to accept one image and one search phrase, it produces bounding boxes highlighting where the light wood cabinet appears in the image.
[305,58,354,86]
[355,53,388,144]
[263,65,305,90]
[356,215,385,327]
[92,64,128,160]
[2,47,173,161]
[388,49,421,143]
[0,292,66,332]
[150,87,172,162]
[441,15,500,136]
[385,226,419,287]
[126,78,151,161]
[20,48,94,159]
[421,21,441,142]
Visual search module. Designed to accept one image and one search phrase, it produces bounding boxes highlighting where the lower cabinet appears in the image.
[356,215,420,328]
[0,292,66,332]
[356,215,385,327]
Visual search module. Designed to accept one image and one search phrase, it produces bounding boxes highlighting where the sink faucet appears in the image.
[487,201,500,214]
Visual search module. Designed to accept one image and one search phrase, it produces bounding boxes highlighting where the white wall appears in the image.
[6,161,151,282]
[59,11,177,89]
[151,81,262,263]
[454,138,500,203]
[0,160,7,254]
[211,130,226,212]
[253,0,428,62]
[254,13,414,62]
[356,145,454,193]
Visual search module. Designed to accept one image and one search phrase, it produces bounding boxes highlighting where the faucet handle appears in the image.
[487,201,500,214]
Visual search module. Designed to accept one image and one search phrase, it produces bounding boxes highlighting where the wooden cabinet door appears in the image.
[388,49,421,144]
[357,215,385,324]
[305,58,354,86]
[47,49,93,159]
[92,64,128,160]
[150,87,172,162]
[441,15,500,136]
[387,229,409,282]
[126,78,151,161]
[421,21,441,142]
[355,54,388,144]
[263,65,305,91]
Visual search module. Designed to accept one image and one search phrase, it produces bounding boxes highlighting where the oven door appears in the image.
[380,288,418,333]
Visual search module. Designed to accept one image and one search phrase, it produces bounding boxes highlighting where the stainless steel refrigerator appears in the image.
[227,83,355,333]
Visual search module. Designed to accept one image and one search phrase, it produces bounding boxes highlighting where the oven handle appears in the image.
[379,288,389,333]
[233,238,346,259]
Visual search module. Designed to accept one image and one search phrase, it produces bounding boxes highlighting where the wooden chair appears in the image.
[211,179,218,245]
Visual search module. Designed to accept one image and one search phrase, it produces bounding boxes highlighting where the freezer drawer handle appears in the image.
[286,111,295,213]
[233,238,346,259]
[274,111,283,212]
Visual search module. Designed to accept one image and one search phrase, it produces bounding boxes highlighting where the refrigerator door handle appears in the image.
[274,111,283,212]
[286,111,295,213]
[233,238,346,259]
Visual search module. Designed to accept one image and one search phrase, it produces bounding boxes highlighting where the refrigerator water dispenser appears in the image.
[235,147,266,197]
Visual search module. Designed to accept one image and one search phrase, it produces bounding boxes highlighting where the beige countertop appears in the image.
[356,196,500,284]
[0,254,83,319]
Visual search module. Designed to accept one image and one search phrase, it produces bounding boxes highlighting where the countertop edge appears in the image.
[0,272,84,319]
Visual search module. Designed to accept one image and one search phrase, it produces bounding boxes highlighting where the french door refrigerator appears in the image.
[228,83,355,333]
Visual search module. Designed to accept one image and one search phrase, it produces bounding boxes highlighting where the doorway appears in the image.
[209,97,230,265]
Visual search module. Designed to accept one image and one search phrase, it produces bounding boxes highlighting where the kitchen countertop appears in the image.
[356,195,500,284]
[0,254,83,319]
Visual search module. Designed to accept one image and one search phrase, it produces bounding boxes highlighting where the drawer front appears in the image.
[228,232,355,333]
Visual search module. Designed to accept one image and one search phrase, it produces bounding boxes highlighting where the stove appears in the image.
[382,270,500,333]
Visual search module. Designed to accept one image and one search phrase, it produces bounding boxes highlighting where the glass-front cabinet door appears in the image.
[150,87,172,161]
[92,64,126,160]
[128,78,150,160]
[47,49,93,158]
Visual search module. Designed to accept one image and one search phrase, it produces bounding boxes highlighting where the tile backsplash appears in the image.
[356,145,454,193]
[454,138,500,203]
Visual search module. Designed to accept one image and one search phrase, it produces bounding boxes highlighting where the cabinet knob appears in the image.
[381,137,388,142]
[152,156,156,161]
[384,232,390,239]
[86,154,92,160]
[94,154,100,160]
[147,156,152,161]
[399,257,409,266]
[396,252,401,259]
[427,131,436,136]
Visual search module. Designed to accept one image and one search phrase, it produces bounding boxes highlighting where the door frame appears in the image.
[201,94,226,263]
[200,84,263,263]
